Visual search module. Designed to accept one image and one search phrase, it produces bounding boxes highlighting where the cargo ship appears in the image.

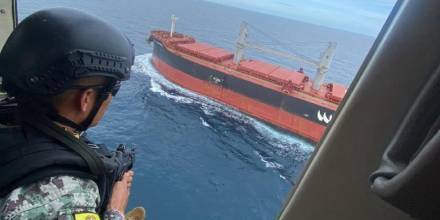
[148,16,346,142]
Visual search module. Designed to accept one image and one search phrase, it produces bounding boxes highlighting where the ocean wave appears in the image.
[199,117,212,128]
[254,151,283,169]
[149,79,194,104]
[133,53,314,176]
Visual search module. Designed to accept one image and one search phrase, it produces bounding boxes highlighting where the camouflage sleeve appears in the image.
[0,176,100,220]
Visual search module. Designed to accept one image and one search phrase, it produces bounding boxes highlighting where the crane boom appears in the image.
[242,42,319,67]
[233,22,337,90]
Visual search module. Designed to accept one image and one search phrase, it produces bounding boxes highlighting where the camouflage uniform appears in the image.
[0,176,100,220]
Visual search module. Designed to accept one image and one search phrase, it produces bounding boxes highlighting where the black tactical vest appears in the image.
[0,116,114,214]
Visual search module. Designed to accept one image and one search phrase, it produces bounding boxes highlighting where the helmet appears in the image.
[0,7,135,96]
[0,8,135,131]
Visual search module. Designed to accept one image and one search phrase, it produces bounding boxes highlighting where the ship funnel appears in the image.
[313,42,337,90]
[170,15,178,37]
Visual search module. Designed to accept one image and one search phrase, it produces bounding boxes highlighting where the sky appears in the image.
[204,0,397,36]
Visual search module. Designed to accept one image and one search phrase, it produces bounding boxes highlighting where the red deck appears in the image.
[326,83,346,102]
[176,42,234,63]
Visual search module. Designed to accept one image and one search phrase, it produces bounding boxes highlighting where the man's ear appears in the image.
[78,88,96,113]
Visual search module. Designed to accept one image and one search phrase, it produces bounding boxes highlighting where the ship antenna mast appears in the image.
[233,21,337,90]
[170,15,178,37]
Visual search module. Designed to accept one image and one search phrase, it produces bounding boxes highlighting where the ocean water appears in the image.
[18,0,375,219]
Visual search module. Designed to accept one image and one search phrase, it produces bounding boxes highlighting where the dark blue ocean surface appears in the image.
[19,0,375,219]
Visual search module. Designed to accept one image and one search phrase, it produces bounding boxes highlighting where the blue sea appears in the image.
[19,0,375,219]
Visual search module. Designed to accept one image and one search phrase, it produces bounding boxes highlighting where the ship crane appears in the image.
[170,15,178,37]
[233,22,337,90]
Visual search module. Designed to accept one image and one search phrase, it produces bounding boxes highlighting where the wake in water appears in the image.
[132,53,314,180]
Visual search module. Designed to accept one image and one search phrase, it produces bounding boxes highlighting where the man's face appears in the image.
[90,93,113,127]
[51,76,116,129]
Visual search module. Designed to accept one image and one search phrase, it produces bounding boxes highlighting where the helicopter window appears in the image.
[10,0,397,219]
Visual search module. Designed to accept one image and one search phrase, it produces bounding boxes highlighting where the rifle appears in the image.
[111,144,136,182]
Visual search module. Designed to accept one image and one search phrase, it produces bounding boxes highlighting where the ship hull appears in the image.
[151,41,334,142]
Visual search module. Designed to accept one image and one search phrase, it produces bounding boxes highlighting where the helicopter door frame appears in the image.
[279,0,439,219]
[0,0,17,51]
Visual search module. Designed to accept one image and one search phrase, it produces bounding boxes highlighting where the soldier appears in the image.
[0,8,142,220]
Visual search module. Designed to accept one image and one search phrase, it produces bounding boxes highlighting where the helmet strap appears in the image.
[79,91,108,131]
[49,113,88,132]
[48,88,110,132]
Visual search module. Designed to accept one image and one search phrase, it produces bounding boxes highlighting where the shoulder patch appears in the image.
[74,212,100,220]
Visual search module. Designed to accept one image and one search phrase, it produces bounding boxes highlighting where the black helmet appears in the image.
[0,7,134,96]
[0,8,135,131]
